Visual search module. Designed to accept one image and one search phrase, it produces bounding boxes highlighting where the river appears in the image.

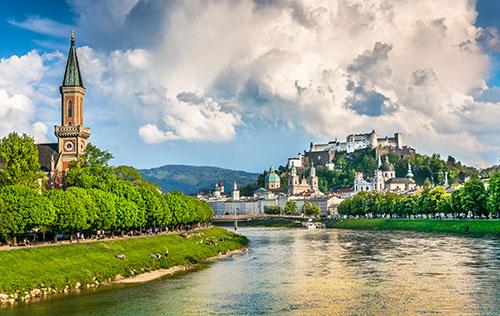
[1,228,499,315]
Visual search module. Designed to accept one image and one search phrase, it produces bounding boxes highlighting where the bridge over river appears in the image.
[211,214,305,226]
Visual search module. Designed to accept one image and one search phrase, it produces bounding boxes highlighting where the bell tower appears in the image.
[55,31,90,172]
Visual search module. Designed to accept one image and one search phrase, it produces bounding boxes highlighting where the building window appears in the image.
[68,101,73,117]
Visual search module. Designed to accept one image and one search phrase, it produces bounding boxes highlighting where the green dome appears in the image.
[265,171,281,184]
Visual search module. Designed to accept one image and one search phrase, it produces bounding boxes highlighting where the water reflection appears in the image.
[1,228,499,315]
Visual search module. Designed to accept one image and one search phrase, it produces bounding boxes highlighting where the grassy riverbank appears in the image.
[327,219,500,236]
[0,227,248,299]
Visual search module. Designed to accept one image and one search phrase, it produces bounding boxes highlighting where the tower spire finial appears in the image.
[71,30,75,43]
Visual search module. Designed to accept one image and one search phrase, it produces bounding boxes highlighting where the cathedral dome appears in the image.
[265,167,281,184]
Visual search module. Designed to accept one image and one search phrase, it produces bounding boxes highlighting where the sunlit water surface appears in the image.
[1,228,499,315]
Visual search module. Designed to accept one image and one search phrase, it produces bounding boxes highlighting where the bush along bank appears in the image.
[0,227,248,304]
[327,219,500,236]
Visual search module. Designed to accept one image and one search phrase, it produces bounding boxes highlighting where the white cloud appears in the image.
[138,124,170,143]
[31,122,49,143]
[0,90,34,134]
[4,0,500,167]
[8,17,72,38]
[138,0,497,165]
[0,51,56,142]
[138,90,241,143]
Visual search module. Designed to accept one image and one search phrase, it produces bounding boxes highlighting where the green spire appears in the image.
[406,162,414,178]
[62,31,83,87]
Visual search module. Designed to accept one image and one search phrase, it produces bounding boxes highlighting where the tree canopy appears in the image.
[0,133,42,187]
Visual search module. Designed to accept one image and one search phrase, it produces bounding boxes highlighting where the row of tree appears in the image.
[337,175,500,218]
[0,184,212,242]
[263,201,320,216]
[0,133,214,243]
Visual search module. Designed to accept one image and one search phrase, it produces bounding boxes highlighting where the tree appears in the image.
[1,185,55,241]
[138,186,170,227]
[264,205,282,215]
[114,195,139,231]
[284,200,297,214]
[47,189,88,237]
[0,198,14,242]
[302,202,320,216]
[418,186,448,217]
[65,144,115,190]
[114,166,158,189]
[437,193,452,217]
[110,181,146,228]
[461,176,487,217]
[165,190,190,227]
[66,187,98,229]
[487,173,500,217]
[88,189,118,231]
[0,133,42,187]
[451,187,464,216]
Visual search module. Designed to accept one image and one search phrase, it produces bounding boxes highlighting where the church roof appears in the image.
[37,143,59,172]
[62,31,84,88]
[385,178,415,185]
[382,163,395,172]
[382,156,395,171]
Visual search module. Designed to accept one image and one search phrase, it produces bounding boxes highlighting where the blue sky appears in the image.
[0,0,499,171]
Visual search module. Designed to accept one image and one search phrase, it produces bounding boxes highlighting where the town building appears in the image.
[201,165,336,217]
[37,32,90,188]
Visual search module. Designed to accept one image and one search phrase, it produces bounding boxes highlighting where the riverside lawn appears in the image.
[0,227,248,297]
[327,219,500,236]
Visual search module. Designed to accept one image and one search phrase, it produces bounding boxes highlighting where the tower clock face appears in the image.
[64,141,75,151]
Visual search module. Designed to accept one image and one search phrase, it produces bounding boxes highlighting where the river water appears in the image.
[2,228,499,315]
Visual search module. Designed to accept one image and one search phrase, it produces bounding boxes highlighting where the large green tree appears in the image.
[65,144,115,190]
[284,200,297,214]
[0,198,14,242]
[0,185,55,240]
[461,177,487,217]
[0,133,42,187]
[88,188,118,231]
[264,205,282,215]
[487,173,500,217]
[302,202,320,216]
[47,189,88,236]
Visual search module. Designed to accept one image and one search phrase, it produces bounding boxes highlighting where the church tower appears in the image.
[288,164,299,195]
[232,182,240,201]
[308,163,319,192]
[55,31,90,172]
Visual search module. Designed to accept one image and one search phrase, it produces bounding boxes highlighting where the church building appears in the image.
[288,164,322,196]
[354,155,416,193]
[37,32,90,188]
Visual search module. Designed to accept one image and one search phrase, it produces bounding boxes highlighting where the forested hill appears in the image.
[139,165,259,194]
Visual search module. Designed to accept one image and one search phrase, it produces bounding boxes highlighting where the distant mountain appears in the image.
[139,164,259,194]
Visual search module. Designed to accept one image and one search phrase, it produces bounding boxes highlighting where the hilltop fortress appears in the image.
[288,130,415,169]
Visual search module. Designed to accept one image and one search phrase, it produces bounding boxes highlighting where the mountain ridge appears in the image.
[139,164,259,194]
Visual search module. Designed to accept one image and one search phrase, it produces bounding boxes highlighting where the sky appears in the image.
[0,0,499,172]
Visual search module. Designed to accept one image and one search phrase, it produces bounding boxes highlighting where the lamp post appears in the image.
[234,206,238,230]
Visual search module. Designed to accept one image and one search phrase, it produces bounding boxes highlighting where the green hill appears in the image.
[139,164,259,194]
